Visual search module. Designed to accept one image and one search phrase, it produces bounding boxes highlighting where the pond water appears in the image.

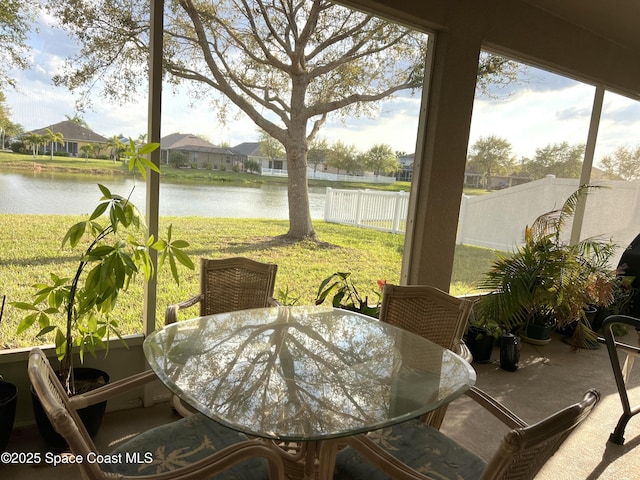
[0,171,327,219]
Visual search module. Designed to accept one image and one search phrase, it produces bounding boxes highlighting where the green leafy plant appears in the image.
[12,141,194,392]
[276,285,300,306]
[478,185,617,348]
[315,272,385,318]
[468,313,504,340]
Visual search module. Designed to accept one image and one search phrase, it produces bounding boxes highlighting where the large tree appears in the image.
[600,145,640,181]
[467,135,515,189]
[364,143,400,176]
[50,0,517,240]
[328,141,359,175]
[0,0,35,88]
[522,142,584,180]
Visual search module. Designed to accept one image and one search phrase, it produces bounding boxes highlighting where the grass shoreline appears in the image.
[0,152,413,191]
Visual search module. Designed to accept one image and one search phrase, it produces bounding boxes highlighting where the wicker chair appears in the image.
[378,283,474,429]
[333,387,600,480]
[165,256,278,325]
[27,348,285,480]
[165,257,278,416]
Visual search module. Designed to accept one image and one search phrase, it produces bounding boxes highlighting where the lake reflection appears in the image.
[0,172,327,219]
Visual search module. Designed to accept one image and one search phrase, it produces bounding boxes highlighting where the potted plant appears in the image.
[478,185,617,348]
[315,272,385,318]
[11,141,194,445]
[465,314,503,363]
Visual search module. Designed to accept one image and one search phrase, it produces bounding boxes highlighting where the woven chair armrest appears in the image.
[465,386,528,429]
[69,369,158,410]
[165,294,203,325]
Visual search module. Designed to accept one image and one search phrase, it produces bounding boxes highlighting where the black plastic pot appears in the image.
[524,321,555,344]
[0,380,18,452]
[558,306,598,336]
[466,326,495,363]
[31,367,109,449]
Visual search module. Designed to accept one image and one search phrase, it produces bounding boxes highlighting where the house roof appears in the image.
[232,142,264,157]
[161,133,240,155]
[30,120,108,143]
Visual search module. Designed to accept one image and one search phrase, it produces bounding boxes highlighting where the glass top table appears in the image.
[143,305,476,443]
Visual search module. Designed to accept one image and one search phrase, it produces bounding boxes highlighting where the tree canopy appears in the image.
[49,0,519,240]
[521,142,584,180]
[364,144,400,175]
[327,141,359,175]
[466,135,515,189]
[600,145,640,181]
[0,0,35,88]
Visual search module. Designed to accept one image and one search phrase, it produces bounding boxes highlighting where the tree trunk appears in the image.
[284,140,316,240]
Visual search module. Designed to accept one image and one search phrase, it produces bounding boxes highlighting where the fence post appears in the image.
[324,187,333,222]
[355,190,364,226]
[457,195,468,245]
[392,191,405,233]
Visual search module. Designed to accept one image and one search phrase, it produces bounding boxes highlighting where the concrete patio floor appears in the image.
[3,329,640,479]
[441,330,640,480]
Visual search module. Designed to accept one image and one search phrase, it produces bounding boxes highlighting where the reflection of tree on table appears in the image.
[145,307,471,445]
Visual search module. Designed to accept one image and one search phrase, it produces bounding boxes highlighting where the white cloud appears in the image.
[469,83,597,159]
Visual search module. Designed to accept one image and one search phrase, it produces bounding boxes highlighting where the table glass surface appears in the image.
[144,306,476,441]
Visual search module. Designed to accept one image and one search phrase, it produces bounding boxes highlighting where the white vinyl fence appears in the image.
[307,169,396,184]
[260,167,397,184]
[325,176,640,254]
[324,188,409,233]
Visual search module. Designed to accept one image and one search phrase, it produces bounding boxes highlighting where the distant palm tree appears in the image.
[23,133,43,158]
[91,143,102,158]
[43,128,64,160]
[65,114,89,129]
[106,135,125,162]
[80,144,93,162]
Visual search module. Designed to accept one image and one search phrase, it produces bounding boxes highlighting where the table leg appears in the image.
[317,439,341,480]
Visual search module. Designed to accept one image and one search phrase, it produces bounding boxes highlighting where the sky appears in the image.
[4,11,639,162]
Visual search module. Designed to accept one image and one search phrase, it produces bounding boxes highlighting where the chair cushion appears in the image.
[335,419,487,480]
[101,413,270,479]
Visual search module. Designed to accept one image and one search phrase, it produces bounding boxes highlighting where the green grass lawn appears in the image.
[0,214,497,349]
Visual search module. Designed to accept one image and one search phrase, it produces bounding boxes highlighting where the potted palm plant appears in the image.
[478,185,616,349]
[11,140,194,446]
